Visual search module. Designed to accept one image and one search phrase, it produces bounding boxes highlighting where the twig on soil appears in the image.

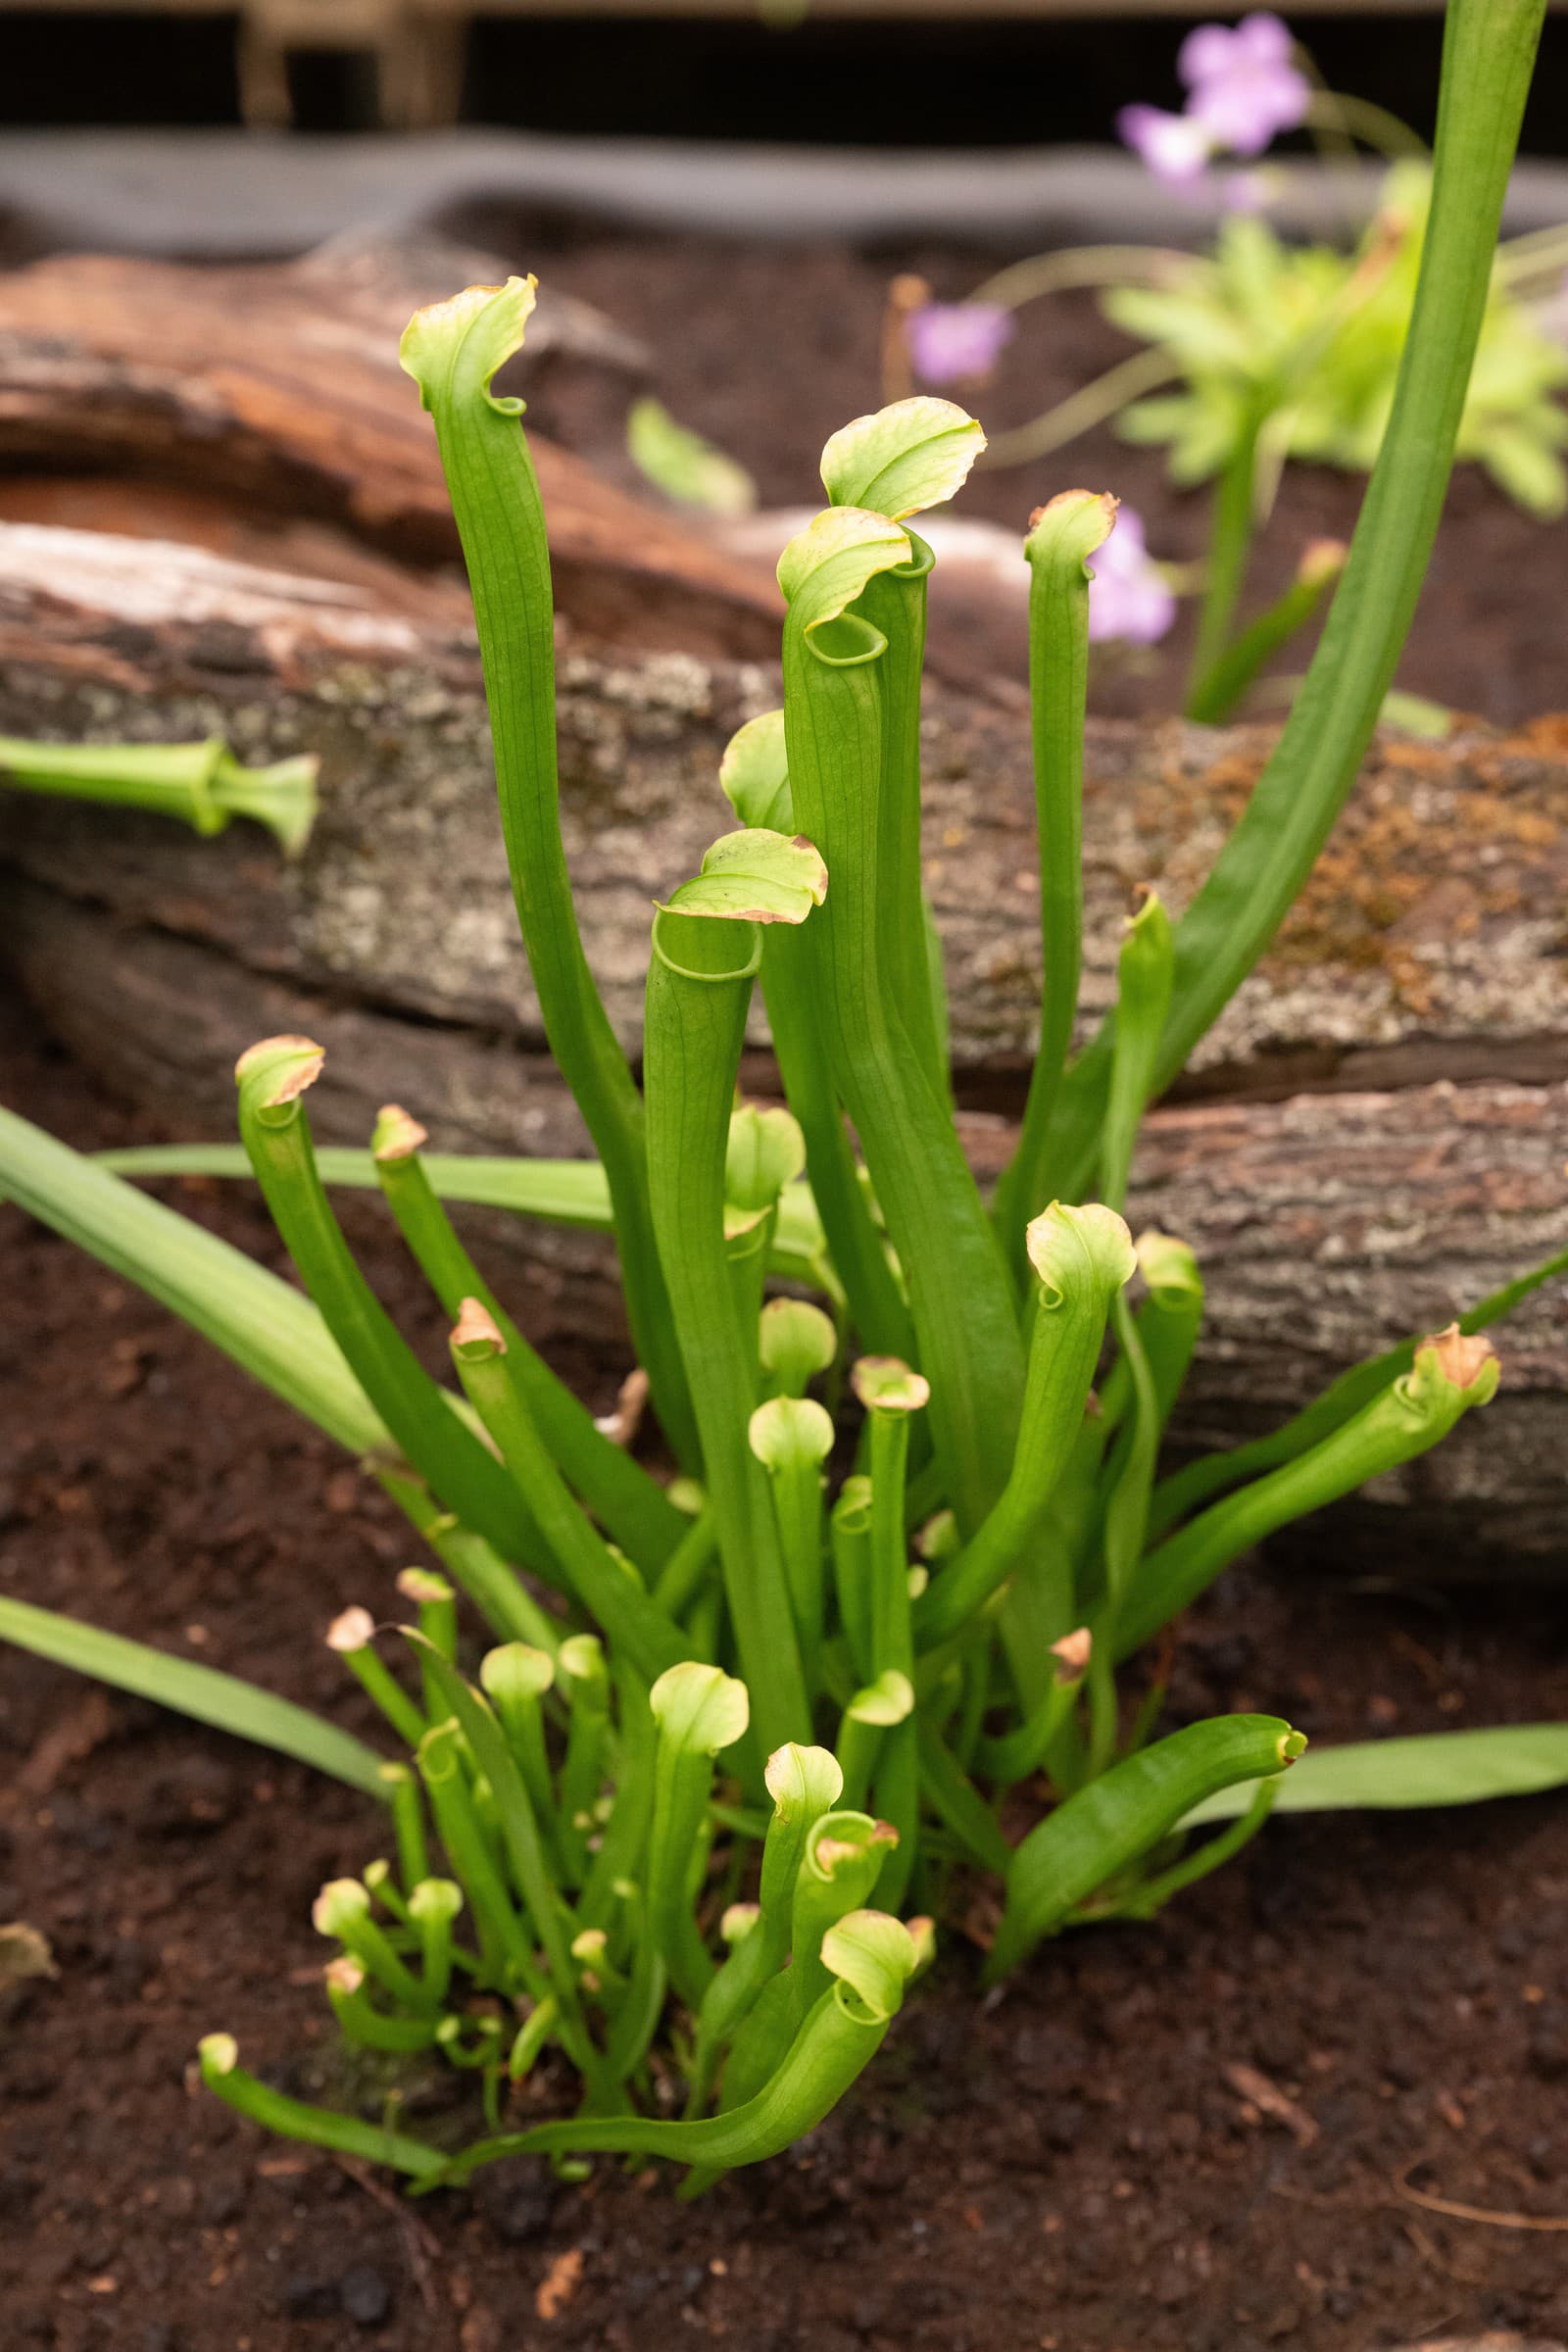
[1222,2061,1319,2145]
[335,2153,445,2316]
[1395,2159,1568,2232]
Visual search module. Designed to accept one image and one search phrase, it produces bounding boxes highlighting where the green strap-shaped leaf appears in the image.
[659,829,827,927]
[0,1104,386,1457]
[820,397,986,519]
[1182,1723,1568,1825]
[988,1713,1303,1980]
[0,1597,388,1796]
[97,1143,831,1293]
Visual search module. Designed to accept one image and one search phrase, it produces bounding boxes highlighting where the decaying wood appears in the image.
[2,519,1565,1564]
[3,519,1566,1095]
[0,240,783,658]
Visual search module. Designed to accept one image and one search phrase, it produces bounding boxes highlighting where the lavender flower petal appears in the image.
[906,302,1014,386]
[1115,103,1214,187]
[1178,12,1310,157]
[1087,508,1177,646]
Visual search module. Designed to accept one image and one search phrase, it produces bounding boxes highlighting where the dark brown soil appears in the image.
[508,227,1564,725]
[5,985,1568,2352]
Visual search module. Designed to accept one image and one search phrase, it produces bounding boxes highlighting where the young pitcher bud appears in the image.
[720,1902,761,1946]
[1051,1627,1093,1687]
[1422,1323,1496,1392]
[312,1879,370,1937]
[851,1356,930,1414]
[326,1606,375,1654]
[370,1103,428,1162]
[233,1034,324,1109]
[397,1567,454,1606]
[198,2033,239,2078]
[450,1298,507,1360]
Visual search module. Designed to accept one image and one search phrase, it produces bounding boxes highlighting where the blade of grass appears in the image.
[0,1104,385,1456]
[1182,1724,1568,1824]
[0,1597,388,1796]
[96,1146,830,1292]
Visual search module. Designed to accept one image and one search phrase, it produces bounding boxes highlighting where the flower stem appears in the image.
[1185,398,1267,712]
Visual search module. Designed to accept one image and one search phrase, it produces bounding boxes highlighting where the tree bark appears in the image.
[1,519,1564,1566]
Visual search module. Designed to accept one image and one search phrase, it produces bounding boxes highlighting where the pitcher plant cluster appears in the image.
[1,0,1562,2199]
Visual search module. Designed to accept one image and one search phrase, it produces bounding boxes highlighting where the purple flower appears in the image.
[906,302,1014,386]
[1087,508,1177,647]
[1115,103,1213,187]
[1178,13,1310,158]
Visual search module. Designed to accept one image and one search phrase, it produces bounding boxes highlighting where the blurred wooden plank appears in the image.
[5,0,1491,14]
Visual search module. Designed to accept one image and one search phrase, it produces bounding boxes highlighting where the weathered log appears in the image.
[3,518,1566,1094]
[0,239,783,660]
[1,519,1565,1565]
